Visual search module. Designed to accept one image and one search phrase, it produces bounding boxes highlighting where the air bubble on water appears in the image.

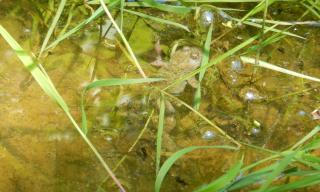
[245,91,256,101]
[298,110,306,116]
[202,130,216,140]
[201,11,214,27]
[231,60,242,72]
[116,94,131,107]
[251,127,261,136]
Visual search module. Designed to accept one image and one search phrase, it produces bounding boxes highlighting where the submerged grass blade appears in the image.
[123,9,190,32]
[155,145,237,192]
[100,0,147,78]
[264,174,320,192]
[241,0,276,22]
[143,0,191,14]
[39,0,66,57]
[80,78,163,133]
[161,90,241,147]
[195,158,243,192]
[46,0,120,50]
[255,151,297,192]
[290,125,320,150]
[0,25,126,192]
[156,92,165,175]
[194,24,212,110]
[240,56,320,82]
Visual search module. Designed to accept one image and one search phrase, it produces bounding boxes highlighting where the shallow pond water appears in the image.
[1,1,320,191]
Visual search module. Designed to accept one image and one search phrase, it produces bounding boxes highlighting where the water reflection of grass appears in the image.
[1,0,320,191]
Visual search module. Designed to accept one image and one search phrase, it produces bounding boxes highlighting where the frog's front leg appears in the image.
[187,76,199,88]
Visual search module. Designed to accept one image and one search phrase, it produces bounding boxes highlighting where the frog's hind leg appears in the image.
[187,76,199,88]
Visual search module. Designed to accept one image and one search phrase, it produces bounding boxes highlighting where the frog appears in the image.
[151,42,203,95]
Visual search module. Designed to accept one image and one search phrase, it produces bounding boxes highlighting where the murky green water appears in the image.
[1,1,320,191]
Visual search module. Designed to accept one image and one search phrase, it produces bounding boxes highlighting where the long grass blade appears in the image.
[195,158,243,192]
[156,92,166,174]
[290,125,320,150]
[0,25,126,192]
[241,0,276,22]
[46,0,120,50]
[123,9,190,32]
[255,151,297,192]
[39,0,66,57]
[155,145,237,192]
[161,89,241,147]
[264,174,320,192]
[194,23,212,110]
[100,0,147,78]
[240,56,320,82]
[143,0,191,14]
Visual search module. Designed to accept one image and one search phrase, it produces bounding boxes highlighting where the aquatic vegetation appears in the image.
[1,0,320,191]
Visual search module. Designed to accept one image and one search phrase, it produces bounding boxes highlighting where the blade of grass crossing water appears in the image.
[156,92,166,174]
[240,56,320,82]
[241,0,276,22]
[194,23,212,110]
[290,125,320,150]
[46,0,120,50]
[264,174,320,192]
[123,9,190,32]
[155,146,237,192]
[195,158,243,192]
[100,0,147,78]
[80,78,163,133]
[0,25,126,192]
[39,0,66,57]
[255,151,297,192]
[143,0,191,14]
[120,0,124,31]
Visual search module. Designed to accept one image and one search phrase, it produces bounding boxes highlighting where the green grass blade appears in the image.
[123,9,190,32]
[194,24,213,110]
[226,169,273,191]
[84,78,163,91]
[120,0,124,30]
[156,92,165,175]
[290,125,320,150]
[240,56,320,82]
[264,174,320,192]
[155,145,237,192]
[242,20,305,39]
[241,0,276,22]
[39,0,66,57]
[46,0,120,50]
[143,0,191,14]
[80,78,163,134]
[255,151,297,192]
[0,25,126,192]
[195,158,243,192]
[100,0,147,78]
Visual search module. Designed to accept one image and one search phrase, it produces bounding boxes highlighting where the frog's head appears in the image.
[180,46,202,70]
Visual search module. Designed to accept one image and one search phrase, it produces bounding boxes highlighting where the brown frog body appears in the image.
[152,46,203,94]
